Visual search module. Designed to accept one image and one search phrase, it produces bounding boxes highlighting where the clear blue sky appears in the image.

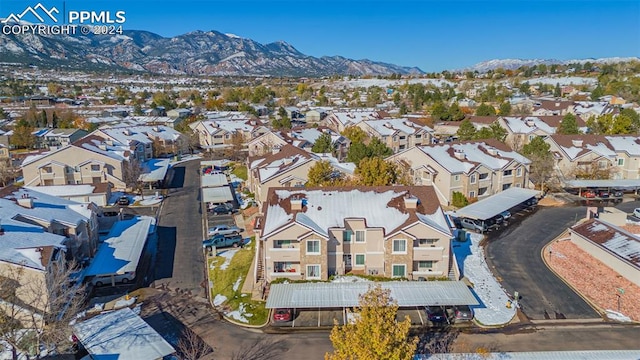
[2,0,639,71]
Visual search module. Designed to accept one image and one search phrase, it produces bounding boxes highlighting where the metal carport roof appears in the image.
[265,281,479,309]
[454,187,540,221]
[201,173,228,188]
[202,186,234,204]
[564,179,640,189]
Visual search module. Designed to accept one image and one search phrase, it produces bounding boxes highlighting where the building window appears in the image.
[515,183,522,187]
[392,264,406,278]
[399,144,406,150]
[343,254,352,266]
[418,261,434,270]
[91,164,100,171]
[503,169,513,176]
[516,167,522,177]
[275,240,294,249]
[502,183,512,190]
[306,240,320,255]
[355,231,365,243]
[392,239,407,254]
[355,254,365,266]
[342,230,352,243]
[470,174,476,184]
[399,136,406,140]
[415,134,422,138]
[469,191,476,198]
[43,166,53,173]
[274,262,297,273]
[418,238,438,245]
[479,173,489,180]
[478,187,488,196]
[454,175,460,181]
[66,166,74,173]
[617,158,624,166]
[306,265,321,279]
[598,160,608,169]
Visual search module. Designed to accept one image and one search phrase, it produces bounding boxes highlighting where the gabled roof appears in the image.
[327,109,383,127]
[249,144,317,183]
[408,140,530,175]
[501,116,570,134]
[261,186,448,240]
[548,134,619,161]
[0,187,92,228]
[0,217,66,270]
[362,118,433,136]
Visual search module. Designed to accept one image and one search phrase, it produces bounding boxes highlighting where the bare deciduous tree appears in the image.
[0,159,15,187]
[231,337,287,360]
[0,259,86,359]
[176,327,213,360]
[122,159,144,194]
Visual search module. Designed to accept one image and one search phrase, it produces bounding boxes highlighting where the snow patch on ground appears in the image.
[138,195,163,206]
[113,297,136,309]
[218,249,239,270]
[605,309,632,322]
[226,303,253,323]
[213,294,227,306]
[331,275,372,283]
[452,231,516,326]
[233,276,242,292]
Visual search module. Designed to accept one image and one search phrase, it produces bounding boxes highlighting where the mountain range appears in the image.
[0,28,424,76]
[465,57,640,73]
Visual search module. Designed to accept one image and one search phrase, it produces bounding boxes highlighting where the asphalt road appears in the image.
[154,159,206,297]
[484,205,600,320]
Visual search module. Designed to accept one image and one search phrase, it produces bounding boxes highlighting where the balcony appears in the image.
[39,172,55,180]
[271,262,300,277]
[268,248,300,261]
[412,270,444,277]
[413,246,444,261]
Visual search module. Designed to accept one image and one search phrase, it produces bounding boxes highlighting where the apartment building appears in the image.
[255,186,457,283]
[387,140,531,205]
[189,119,269,150]
[357,118,433,152]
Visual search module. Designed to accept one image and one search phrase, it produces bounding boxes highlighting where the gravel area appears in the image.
[545,239,640,322]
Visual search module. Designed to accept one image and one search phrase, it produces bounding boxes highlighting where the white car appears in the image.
[634,208,640,218]
[90,272,136,287]
[207,224,244,237]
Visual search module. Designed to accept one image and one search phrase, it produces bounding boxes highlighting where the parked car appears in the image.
[207,224,244,237]
[117,196,130,206]
[500,210,512,221]
[580,190,596,198]
[210,203,235,215]
[612,189,624,197]
[634,208,640,218]
[452,305,474,322]
[425,306,449,324]
[460,218,487,233]
[273,308,293,322]
[203,234,243,248]
[598,189,609,198]
[90,272,135,287]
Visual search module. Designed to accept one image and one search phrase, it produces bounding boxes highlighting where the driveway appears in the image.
[154,159,207,297]
[484,206,599,320]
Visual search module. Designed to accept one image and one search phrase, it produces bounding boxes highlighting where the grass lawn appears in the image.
[231,164,248,181]
[207,239,268,326]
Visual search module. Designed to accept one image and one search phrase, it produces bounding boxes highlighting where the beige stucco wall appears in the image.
[253,160,316,205]
[22,146,125,187]
[570,233,640,287]
[0,261,49,314]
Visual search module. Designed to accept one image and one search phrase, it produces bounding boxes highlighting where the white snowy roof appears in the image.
[455,188,540,220]
[201,173,229,188]
[329,110,382,127]
[0,188,91,227]
[316,153,356,175]
[0,218,66,270]
[85,216,152,276]
[363,118,432,136]
[73,307,175,360]
[266,281,478,308]
[262,188,437,238]
[292,128,323,144]
[502,116,555,134]
[572,219,640,270]
[202,186,234,204]
[25,185,96,197]
[139,158,171,183]
[605,136,640,156]
[417,142,530,174]
[99,125,182,144]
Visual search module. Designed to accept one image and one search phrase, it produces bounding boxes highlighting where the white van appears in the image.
[90,272,136,287]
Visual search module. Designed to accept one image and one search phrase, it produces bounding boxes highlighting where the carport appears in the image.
[265,281,478,327]
[564,179,640,198]
[455,188,540,221]
[202,186,234,204]
[201,173,229,188]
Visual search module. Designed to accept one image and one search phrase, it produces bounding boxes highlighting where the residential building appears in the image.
[255,186,457,283]
[357,118,433,152]
[189,119,269,150]
[569,219,640,287]
[531,99,573,116]
[499,116,587,150]
[92,125,187,160]
[432,116,497,138]
[166,108,191,119]
[546,135,640,180]
[21,135,132,189]
[0,144,9,159]
[40,128,89,149]
[323,109,385,132]
[248,145,316,206]
[387,140,531,205]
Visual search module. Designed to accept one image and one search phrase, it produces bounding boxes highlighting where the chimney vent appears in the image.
[404,195,418,209]
[17,197,34,209]
[291,197,303,211]
[454,148,465,160]
[571,139,583,147]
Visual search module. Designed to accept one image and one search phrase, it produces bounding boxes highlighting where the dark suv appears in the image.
[117,196,130,206]
[210,203,235,215]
